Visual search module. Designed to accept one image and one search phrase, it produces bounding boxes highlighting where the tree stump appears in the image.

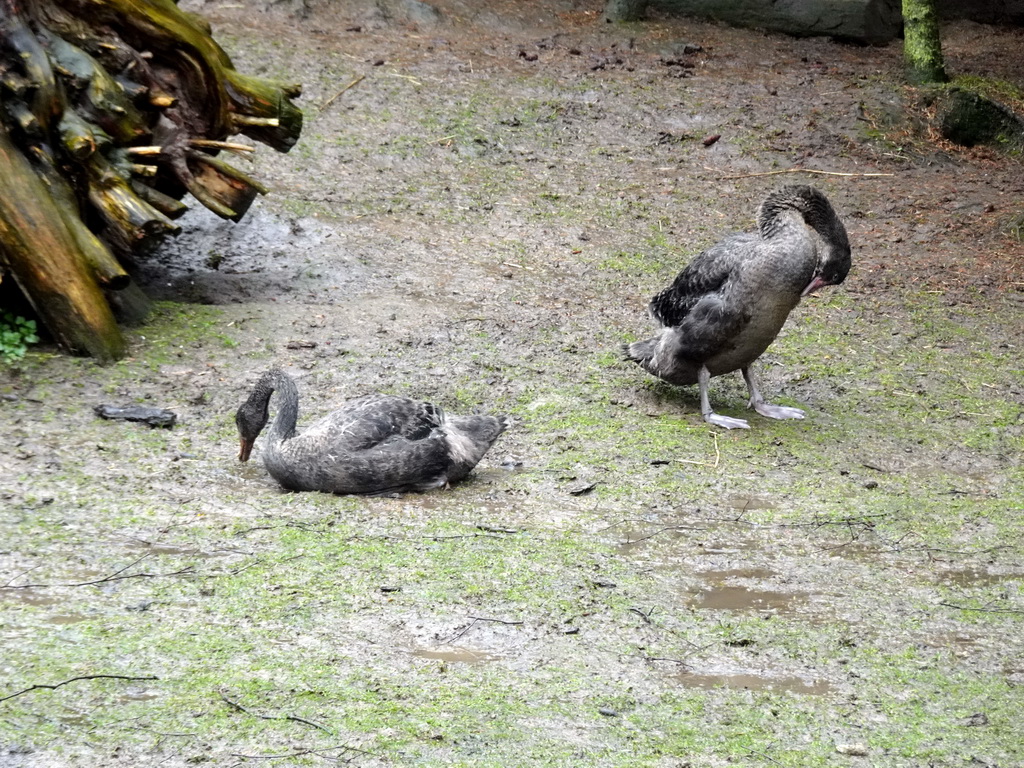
[0,0,303,360]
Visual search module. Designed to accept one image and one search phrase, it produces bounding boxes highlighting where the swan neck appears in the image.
[267,370,300,441]
[758,186,833,241]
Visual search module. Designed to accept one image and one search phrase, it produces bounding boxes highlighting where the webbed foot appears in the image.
[705,411,751,430]
[751,402,806,420]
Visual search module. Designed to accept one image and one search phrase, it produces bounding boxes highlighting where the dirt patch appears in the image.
[2,2,1023,766]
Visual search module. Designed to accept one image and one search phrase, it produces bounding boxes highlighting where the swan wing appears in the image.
[303,394,443,452]
[669,292,752,361]
[317,431,453,494]
[649,233,757,328]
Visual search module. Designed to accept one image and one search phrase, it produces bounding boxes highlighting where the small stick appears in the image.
[386,72,423,85]
[220,692,332,734]
[476,525,520,534]
[320,74,366,112]
[629,607,654,623]
[643,655,690,666]
[125,145,164,156]
[1,554,195,589]
[1,674,158,703]
[466,616,524,625]
[705,165,894,179]
[447,615,523,643]
[231,115,280,127]
[678,431,720,468]
[232,744,375,760]
[189,139,256,154]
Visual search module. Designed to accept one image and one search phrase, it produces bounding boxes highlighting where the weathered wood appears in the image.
[187,150,269,222]
[0,0,304,359]
[130,180,189,219]
[0,126,125,360]
[105,280,153,326]
[86,152,181,252]
[32,151,131,289]
[605,0,902,44]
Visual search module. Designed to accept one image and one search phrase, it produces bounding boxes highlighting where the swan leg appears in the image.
[699,365,750,430]
[742,366,805,420]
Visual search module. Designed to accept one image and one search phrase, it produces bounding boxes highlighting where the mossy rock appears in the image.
[938,87,1024,150]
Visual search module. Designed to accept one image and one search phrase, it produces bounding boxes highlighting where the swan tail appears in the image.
[623,337,656,366]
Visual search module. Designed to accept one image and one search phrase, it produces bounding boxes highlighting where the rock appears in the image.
[938,88,1024,150]
[604,0,901,44]
[835,743,869,756]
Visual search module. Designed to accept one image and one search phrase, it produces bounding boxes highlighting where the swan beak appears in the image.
[801,275,829,297]
[238,438,254,462]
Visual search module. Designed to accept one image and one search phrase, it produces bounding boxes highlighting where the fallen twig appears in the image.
[629,606,654,623]
[862,460,901,474]
[320,75,366,112]
[745,747,784,766]
[705,165,895,180]
[621,524,703,547]
[447,615,524,643]
[220,692,332,734]
[642,655,690,667]
[783,513,889,529]
[476,524,520,534]
[678,431,720,468]
[1,554,195,589]
[231,744,375,761]
[1,674,158,703]
[466,615,524,625]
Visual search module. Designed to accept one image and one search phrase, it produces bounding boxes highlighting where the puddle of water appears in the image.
[0,588,61,607]
[411,648,501,665]
[45,613,90,625]
[124,541,242,559]
[924,632,979,650]
[726,495,777,511]
[615,527,691,557]
[692,585,798,612]
[675,670,831,695]
[690,568,806,614]
[117,690,161,703]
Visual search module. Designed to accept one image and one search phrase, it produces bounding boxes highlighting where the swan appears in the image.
[235,368,507,494]
[624,185,851,429]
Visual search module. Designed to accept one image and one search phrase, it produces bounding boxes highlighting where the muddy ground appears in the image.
[1,1,1023,766]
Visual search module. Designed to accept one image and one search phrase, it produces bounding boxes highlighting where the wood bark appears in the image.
[0,125,125,360]
[0,0,303,360]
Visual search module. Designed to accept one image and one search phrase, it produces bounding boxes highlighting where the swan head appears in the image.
[758,185,851,297]
[235,387,271,462]
[801,220,851,296]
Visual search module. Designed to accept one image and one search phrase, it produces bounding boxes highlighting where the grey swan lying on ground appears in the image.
[624,185,851,429]
[235,368,507,494]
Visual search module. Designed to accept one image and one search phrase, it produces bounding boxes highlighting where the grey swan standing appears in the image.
[235,368,508,494]
[624,185,851,429]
